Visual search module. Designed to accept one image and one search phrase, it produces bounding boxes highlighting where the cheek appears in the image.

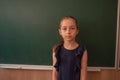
[73,30,79,35]
[74,33,78,37]
[59,30,64,37]
[59,32,64,37]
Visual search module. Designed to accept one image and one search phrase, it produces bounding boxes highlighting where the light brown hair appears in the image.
[59,16,79,29]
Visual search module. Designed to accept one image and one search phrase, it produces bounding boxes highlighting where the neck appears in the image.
[63,40,79,50]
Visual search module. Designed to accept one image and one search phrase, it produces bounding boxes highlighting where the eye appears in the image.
[70,27,75,30]
[61,27,67,30]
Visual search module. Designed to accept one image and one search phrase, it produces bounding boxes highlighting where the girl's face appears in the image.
[59,18,79,42]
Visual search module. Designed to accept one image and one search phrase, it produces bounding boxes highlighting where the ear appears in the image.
[76,29,79,35]
[58,29,62,35]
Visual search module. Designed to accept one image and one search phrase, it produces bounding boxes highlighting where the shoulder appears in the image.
[81,45,88,58]
[52,41,63,53]
[52,44,62,55]
[78,45,87,52]
[77,44,87,57]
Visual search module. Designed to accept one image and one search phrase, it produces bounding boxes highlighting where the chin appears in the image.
[66,39,74,42]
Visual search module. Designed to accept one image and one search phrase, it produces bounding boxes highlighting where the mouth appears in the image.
[65,36,71,38]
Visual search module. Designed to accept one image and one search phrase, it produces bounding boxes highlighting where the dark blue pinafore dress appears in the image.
[54,45,86,80]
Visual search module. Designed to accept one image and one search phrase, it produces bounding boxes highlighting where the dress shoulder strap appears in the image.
[75,45,86,57]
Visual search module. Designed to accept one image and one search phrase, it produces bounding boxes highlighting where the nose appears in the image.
[66,28,71,34]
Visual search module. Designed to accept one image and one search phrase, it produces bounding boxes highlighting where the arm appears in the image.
[52,52,58,80]
[80,50,88,80]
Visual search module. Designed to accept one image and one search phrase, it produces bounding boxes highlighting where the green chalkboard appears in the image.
[0,0,118,67]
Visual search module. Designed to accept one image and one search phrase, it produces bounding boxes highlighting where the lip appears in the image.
[65,36,71,38]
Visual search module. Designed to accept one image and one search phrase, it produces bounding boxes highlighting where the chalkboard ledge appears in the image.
[0,64,52,70]
[0,64,115,71]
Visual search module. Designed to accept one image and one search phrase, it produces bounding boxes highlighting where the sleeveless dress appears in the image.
[54,45,86,80]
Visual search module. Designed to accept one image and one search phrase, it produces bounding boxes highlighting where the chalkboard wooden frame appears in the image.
[118,1,120,69]
[116,0,120,69]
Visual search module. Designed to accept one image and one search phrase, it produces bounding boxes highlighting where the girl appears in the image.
[52,16,88,80]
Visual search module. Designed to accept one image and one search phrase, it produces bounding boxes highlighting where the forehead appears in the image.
[60,18,76,26]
